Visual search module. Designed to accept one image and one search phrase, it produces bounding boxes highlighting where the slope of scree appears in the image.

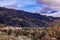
[0,7,60,27]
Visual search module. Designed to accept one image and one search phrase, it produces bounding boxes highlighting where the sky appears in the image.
[0,0,60,17]
[0,0,42,12]
[37,0,60,17]
[37,0,60,11]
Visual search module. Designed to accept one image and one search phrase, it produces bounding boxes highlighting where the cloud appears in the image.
[0,0,16,6]
[0,0,41,12]
[37,0,60,11]
[41,12,60,17]
[6,4,18,9]
[16,0,41,12]
[0,0,17,9]
[15,0,41,12]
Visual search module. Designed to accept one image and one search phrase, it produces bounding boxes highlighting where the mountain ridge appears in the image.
[0,7,60,27]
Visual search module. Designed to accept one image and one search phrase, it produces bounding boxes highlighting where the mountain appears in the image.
[0,7,60,27]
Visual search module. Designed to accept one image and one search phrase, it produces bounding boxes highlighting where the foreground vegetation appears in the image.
[0,26,60,40]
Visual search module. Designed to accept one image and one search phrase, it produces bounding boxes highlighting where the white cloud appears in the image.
[41,11,60,17]
[0,0,37,8]
[0,0,40,12]
[37,0,60,11]
[0,0,16,7]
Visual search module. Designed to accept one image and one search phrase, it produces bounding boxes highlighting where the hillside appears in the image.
[0,7,60,27]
